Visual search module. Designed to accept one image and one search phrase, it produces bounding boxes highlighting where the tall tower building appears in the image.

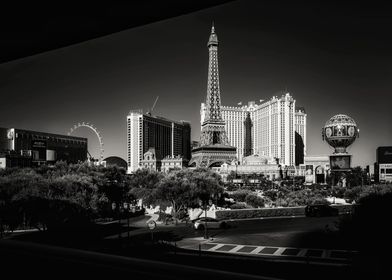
[189,24,236,168]
[202,93,305,166]
[244,112,253,157]
[127,110,191,173]
[295,107,307,165]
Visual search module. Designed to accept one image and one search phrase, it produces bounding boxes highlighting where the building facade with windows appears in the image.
[376,146,392,183]
[126,111,191,173]
[161,155,188,173]
[139,148,162,172]
[295,107,307,165]
[201,93,306,166]
[0,127,87,168]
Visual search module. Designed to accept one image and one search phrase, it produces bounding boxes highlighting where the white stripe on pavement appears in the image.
[200,242,357,261]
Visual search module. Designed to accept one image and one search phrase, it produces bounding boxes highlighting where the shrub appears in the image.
[225,182,238,192]
[230,203,247,209]
[245,194,265,208]
[216,206,305,220]
[230,190,252,202]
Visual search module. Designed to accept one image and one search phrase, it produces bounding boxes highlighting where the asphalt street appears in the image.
[192,216,348,250]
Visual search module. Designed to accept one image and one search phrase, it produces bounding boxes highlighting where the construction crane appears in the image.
[147,96,159,115]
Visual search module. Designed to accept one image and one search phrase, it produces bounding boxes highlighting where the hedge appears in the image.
[215,204,354,220]
[216,206,305,220]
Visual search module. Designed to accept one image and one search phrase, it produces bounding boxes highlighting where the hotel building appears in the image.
[201,93,306,166]
[127,111,191,173]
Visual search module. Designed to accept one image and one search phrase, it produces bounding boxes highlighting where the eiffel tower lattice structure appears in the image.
[189,23,237,168]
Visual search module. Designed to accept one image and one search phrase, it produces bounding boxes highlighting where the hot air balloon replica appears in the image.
[322,114,359,186]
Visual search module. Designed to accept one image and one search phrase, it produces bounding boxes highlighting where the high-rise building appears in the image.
[201,93,306,166]
[295,107,307,165]
[126,111,191,173]
[189,24,237,168]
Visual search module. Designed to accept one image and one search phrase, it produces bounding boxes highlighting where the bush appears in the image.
[230,203,247,209]
[225,182,238,192]
[216,206,305,220]
[230,190,252,202]
[245,194,265,208]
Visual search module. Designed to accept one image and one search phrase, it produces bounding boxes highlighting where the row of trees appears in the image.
[0,162,224,232]
[0,162,130,232]
[228,185,330,208]
[129,168,224,222]
[226,166,371,189]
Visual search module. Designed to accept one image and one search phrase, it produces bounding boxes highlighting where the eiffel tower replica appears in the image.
[189,24,237,168]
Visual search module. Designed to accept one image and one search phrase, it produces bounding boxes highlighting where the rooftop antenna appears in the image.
[147,96,159,115]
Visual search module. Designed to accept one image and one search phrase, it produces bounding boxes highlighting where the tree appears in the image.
[128,169,164,206]
[187,168,224,205]
[227,171,237,181]
[155,171,191,223]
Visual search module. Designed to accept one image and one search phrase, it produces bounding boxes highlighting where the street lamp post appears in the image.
[124,202,130,240]
[112,202,121,240]
[199,199,208,239]
[204,203,208,239]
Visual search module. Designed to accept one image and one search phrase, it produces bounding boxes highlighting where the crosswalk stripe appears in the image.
[229,245,244,253]
[273,248,286,256]
[197,242,358,261]
[208,244,225,251]
[250,246,265,254]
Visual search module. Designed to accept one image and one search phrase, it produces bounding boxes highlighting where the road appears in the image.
[0,215,372,279]
[187,216,350,250]
[0,240,281,280]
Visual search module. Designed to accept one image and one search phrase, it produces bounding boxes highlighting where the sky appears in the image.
[0,1,391,167]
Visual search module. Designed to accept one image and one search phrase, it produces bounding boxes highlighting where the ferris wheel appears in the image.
[68,122,104,162]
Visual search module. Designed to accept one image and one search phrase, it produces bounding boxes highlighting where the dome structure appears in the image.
[242,154,270,165]
[103,156,127,169]
[322,114,359,154]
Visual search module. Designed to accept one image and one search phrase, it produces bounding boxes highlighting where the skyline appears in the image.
[1,1,391,167]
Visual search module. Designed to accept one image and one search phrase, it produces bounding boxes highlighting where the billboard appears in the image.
[330,155,351,171]
[305,165,314,184]
[377,146,392,164]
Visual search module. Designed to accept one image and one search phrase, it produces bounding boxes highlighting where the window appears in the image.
[386,169,392,174]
